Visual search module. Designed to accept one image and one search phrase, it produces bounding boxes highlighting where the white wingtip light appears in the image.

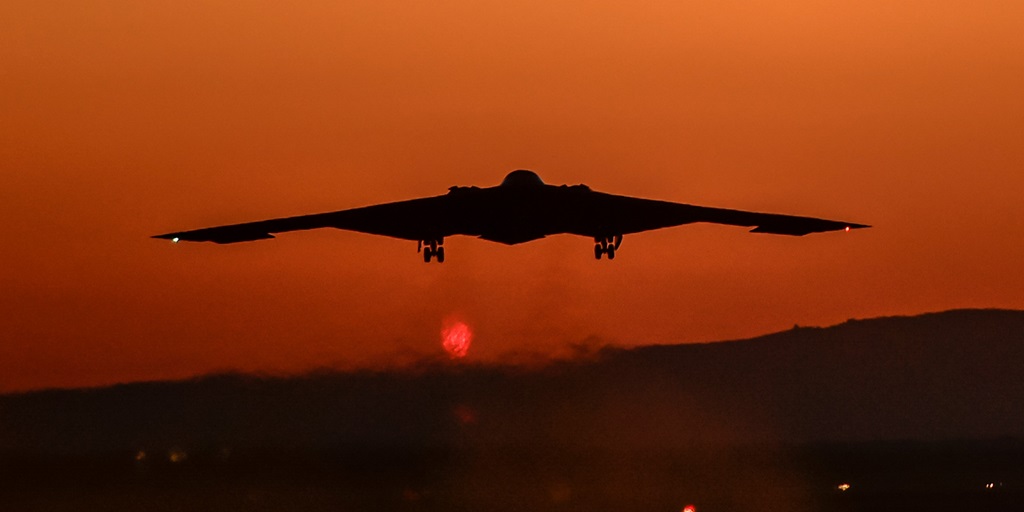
[172,237,180,243]
[844,226,850,232]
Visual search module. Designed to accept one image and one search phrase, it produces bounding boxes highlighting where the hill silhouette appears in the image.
[3,309,1023,511]
[2,309,1021,455]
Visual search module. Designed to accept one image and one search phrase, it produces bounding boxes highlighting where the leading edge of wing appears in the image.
[575,193,869,237]
[153,195,451,244]
[656,200,870,236]
[153,224,277,244]
[673,201,870,236]
[747,216,870,235]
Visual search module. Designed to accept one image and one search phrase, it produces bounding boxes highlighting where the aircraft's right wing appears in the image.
[567,192,869,237]
[153,195,454,244]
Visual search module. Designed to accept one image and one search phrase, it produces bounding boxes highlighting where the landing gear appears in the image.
[594,235,622,260]
[419,238,445,263]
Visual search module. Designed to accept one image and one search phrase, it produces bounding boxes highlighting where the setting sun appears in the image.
[442,319,472,359]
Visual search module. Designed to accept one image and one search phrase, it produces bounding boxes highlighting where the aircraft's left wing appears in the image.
[567,192,868,237]
[153,195,453,244]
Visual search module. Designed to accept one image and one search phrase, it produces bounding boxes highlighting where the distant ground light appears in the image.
[837,483,851,492]
[441,318,472,359]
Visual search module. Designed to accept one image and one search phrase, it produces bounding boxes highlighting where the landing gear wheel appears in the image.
[606,246,616,260]
[424,247,433,263]
[436,247,445,263]
[594,244,603,260]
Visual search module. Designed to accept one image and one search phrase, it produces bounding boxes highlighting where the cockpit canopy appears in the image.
[500,170,545,188]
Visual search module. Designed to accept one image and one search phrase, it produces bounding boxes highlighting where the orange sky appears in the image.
[2,1,1022,392]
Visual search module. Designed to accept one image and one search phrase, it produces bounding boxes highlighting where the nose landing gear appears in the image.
[594,235,622,260]
[419,238,445,263]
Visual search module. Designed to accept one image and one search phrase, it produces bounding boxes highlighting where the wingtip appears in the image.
[153,233,183,243]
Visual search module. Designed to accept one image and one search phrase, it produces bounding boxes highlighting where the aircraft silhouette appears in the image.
[154,170,869,262]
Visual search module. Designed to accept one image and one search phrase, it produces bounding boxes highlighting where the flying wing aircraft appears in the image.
[154,170,869,262]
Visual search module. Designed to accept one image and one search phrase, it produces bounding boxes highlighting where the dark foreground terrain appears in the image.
[2,441,1023,511]
[2,309,1022,511]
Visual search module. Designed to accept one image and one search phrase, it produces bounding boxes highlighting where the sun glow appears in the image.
[442,319,472,359]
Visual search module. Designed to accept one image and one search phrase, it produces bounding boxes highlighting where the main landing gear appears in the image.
[594,235,622,260]
[418,238,445,263]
